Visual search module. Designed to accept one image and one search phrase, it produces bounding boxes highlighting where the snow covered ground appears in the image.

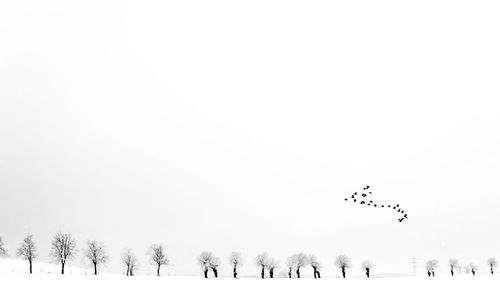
[1,259,497,300]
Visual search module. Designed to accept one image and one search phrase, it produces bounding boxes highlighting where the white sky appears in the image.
[1,0,500,277]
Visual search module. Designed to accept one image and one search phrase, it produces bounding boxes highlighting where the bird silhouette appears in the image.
[398,218,404,222]
[374,204,377,207]
[363,185,370,190]
[360,201,366,204]
[404,214,408,219]
[362,193,367,197]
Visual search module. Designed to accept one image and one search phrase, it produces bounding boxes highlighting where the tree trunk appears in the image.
[94,262,98,275]
[212,267,218,278]
[366,268,370,278]
[126,265,130,276]
[233,266,237,278]
[261,266,265,279]
[432,272,435,277]
[288,268,292,278]
[29,261,33,274]
[451,267,454,277]
[204,268,208,278]
[61,262,65,275]
[157,265,161,277]
[472,270,476,276]
[296,267,301,279]
[313,268,317,279]
[269,268,274,278]
[427,271,431,277]
[491,266,494,275]
[317,271,321,279]
[342,266,346,279]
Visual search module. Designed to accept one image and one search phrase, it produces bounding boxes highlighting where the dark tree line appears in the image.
[1,233,498,278]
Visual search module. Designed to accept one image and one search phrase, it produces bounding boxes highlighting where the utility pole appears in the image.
[411,257,417,277]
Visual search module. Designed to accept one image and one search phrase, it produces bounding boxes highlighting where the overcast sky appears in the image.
[1,0,499,277]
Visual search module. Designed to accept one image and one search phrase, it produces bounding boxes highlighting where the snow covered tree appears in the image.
[425,259,439,277]
[209,256,221,278]
[266,257,279,278]
[198,251,219,278]
[122,248,138,276]
[229,252,243,279]
[292,253,308,278]
[285,256,295,278]
[50,232,77,274]
[361,260,373,278]
[84,240,109,275]
[449,259,459,277]
[149,244,169,276]
[255,252,269,279]
[487,258,497,275]
[309,255,322,279]
[469,263,478,275]
[16,234,37,274]
[335,254,352,278]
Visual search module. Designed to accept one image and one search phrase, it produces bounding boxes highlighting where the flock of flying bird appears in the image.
[344,185,409,223]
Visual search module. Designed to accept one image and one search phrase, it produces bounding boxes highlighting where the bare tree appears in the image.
[266,257,279,278]
[285,256,295,278]
[361,260,373,278]
[198,251,218,278]
[335,254,352,279]
[229,252,243,279]
[16,234,37,274]
[293,253,308,278]
[255,252,269,279]
[487,258,497,275]
[469,263,478,275]
[149,244,169,276]
[50,232,77,274]
[0,236,8,257]
[122,248,138,276]
[209,256,221,278]
[425,259,439,277]
[309,255,322,279]
[449,259,459,277]
[84,240,109,275]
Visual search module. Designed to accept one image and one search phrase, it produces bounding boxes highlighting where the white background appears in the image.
[1,0,499,277]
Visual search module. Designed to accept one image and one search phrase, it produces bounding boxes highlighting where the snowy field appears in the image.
[1,259,497,300]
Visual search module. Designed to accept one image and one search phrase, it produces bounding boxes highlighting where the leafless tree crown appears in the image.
[449,259,459,268]
[229,251,243,267]
[425,259,439,271]
[309,255,322,269]
[50,232,77,274]
[84,240,109,275]
[361,260,373,270]
[335,254,352,269]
